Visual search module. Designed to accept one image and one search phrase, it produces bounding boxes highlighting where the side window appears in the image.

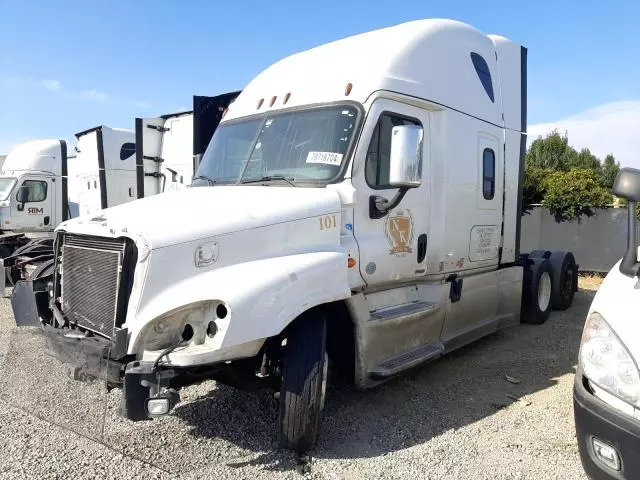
[120,142,136,160]
[20,180,47,202]
[482,148,495,200]
[470,52,495,103]
[366,113,420,188]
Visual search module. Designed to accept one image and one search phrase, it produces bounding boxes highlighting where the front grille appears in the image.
[59,234,129,338]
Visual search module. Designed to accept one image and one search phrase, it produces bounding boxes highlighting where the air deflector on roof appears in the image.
[470,52,494,103]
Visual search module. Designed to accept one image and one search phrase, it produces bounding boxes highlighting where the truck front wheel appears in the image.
[279,310,328,453]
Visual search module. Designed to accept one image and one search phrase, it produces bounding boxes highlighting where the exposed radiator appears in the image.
[59,234,129,338]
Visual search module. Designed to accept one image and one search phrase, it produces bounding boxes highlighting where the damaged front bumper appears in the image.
[40,320,174,421]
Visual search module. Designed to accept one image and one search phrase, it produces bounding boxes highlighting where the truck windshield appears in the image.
[0,177,17,201]
[195,104,359,185]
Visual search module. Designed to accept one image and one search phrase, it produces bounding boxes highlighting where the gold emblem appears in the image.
[384,209,414,255]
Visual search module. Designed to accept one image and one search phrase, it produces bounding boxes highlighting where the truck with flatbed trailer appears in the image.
[10,18,578,453]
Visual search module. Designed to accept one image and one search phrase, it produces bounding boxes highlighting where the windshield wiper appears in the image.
[192,175,217,186]
[241,176,296,187]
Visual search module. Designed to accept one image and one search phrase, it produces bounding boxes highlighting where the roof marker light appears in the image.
[283,93,291,104]
[257,98,264,109]
[270,96,277,106]
[345,83,353,96]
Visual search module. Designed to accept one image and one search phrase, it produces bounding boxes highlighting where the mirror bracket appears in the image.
[369,188,409,219]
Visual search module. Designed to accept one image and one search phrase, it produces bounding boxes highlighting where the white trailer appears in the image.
[11,19,578,453]
[134,92,240,193]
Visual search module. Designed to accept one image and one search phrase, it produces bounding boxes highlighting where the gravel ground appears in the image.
[0,280,599,480]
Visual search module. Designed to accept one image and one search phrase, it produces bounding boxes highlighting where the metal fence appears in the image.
[520,207,639,272]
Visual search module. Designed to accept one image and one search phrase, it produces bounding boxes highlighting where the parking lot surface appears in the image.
[0,280,598,479]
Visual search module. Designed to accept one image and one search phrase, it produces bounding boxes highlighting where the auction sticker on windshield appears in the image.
[306,151,343,166]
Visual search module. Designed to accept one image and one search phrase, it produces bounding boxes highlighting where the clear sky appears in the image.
[1,1,639,165]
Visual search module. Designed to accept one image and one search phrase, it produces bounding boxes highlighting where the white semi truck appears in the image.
[11,19,578,452]
[3,93,239,285]
[573,168,640,479]
[135,92,240,194]
[0,127,137,283]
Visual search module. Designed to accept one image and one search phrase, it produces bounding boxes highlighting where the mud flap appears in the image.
[11,280,43,327]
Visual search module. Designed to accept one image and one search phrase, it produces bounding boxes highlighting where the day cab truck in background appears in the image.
[0,126,136,285]
[12,19,578,452]
[3,93,238,287]
[574,168,640,480]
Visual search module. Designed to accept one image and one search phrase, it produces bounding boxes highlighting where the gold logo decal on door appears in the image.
[384,210,414,255]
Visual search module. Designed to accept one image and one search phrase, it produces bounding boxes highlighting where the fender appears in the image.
[129,250,351,361]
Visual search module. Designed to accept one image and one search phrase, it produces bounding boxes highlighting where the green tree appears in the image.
[601,154,620,190]
[522,165,550,207]
[526,130,578,171]
[572,147,602,172]
[542,168,613,222]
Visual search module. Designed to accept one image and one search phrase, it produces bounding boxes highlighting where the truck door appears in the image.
[11,176,54,232]
[352,99,431,287]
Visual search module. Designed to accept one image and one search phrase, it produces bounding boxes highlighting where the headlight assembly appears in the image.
[579,312,640,407]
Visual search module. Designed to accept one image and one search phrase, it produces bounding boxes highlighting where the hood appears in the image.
[59,186,342,249]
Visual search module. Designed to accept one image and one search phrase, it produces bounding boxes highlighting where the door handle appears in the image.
[44,216,50,226]
[417,234,427,263]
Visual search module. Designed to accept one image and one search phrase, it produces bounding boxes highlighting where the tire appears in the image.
[521,257,554,324]
[548,251,577,311]
[279,310,328,453]
[0,245,12,259]
[528,250,551,259]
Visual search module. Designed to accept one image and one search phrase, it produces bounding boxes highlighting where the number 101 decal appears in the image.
[319,214,337,230]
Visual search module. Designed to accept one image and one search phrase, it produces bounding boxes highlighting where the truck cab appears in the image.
[574,168,640,479]
[11,19,576,453]
[0,139,70,240]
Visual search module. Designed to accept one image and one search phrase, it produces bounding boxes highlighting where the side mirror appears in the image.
[613,168,640,278]
[15,186,28,210]
[613,167,640,201]
[388,125,423,188]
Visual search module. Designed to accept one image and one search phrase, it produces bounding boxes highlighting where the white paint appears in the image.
[54,19,532,372]
[137,112,195,193]
[585,262,640,363]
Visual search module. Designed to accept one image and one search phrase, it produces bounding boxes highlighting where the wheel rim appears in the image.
[538,271,552,311]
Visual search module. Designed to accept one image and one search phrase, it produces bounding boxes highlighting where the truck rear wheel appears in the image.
[548,251,577,310]
[279,310,328,453]
[521,258,554,324]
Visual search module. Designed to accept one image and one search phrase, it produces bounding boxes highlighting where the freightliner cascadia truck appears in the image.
[10,19,577,453]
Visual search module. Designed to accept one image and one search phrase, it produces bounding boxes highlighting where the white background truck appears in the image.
[135,92,240,194]
[0,126,137,284]
[4,94,239,288]
[12,19,578,453]
[574,168,640,479]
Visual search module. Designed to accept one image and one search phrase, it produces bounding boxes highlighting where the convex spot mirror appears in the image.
[388,125,423,188]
